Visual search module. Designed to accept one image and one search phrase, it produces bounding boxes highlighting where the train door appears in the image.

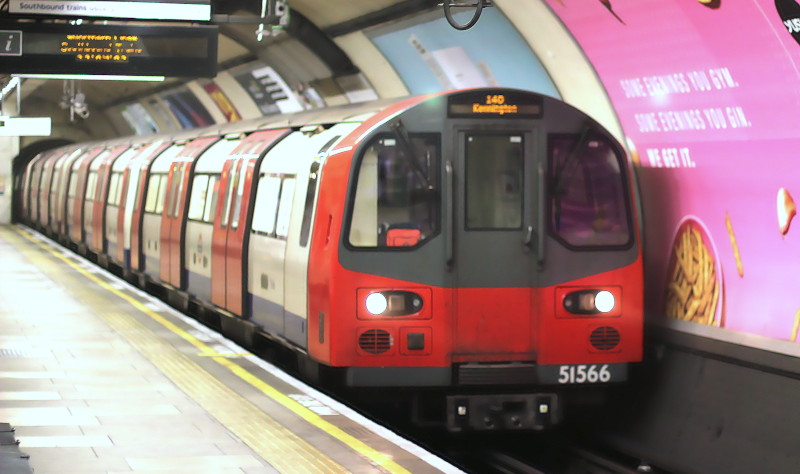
[127,142,170,271]
[450,126,540,361]
[90,145,129,256]
[160,136,218,288]
[69,147,104,246]
[211,129,287,316]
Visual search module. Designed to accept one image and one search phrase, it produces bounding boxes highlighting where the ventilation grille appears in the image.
[590,326,621,351]
[358,329,393,354]
[458,363,538,385]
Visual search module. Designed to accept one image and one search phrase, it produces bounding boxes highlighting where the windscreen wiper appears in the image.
[390,119,433,189]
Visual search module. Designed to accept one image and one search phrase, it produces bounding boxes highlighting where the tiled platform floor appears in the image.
[0,225,459,474]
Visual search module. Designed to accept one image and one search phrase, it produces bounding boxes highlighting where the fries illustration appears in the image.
[665,222,720,326]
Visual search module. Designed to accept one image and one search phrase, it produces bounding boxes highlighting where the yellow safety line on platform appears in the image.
[9,227,411,474]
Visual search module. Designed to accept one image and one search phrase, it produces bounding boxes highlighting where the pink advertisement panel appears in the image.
[545,0,800,345]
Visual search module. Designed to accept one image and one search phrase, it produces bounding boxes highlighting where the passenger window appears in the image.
[144,175,161,213]
[348,134,440,248]
[108,173,120,206]
[251,175,281,235]
[548,133,631,248]
[276,177,296,238]
[188,174,210,221]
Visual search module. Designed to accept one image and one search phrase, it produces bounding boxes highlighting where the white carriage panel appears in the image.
[260,122,362,175]
[142,212,162,277]
[150,144,185,173]
[248,234,287,325]
[184,220,214,300]
[194,138,242,173]
[184,221,214,278]
[105,205,119,247]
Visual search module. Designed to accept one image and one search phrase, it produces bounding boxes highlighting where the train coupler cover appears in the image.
[446,393,560,432]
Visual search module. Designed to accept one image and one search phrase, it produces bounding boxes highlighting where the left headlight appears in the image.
[363,290,423,317]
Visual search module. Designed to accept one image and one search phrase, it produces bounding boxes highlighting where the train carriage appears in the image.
[22,88,643,431]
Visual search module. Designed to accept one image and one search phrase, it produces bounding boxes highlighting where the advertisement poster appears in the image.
[367,8,558,97]
[201,80,242,122]
[545,0,800,348]
[161,88,215,129]
[233,64,304,116]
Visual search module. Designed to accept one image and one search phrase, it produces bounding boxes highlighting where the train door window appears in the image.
[188,174,210,221]
[230,161,249,230]
[170,164,187,219]
[548,134,631,248]
[465,134,523,230]
[275,177,296,239]
[299,162,320,247]
[85,171,97,202]
[108,172,121,206]
[348,134,440,248]
[203,175,219,223]
[67,170,78,198]
[221,159,241,227]
[251,174,281,235]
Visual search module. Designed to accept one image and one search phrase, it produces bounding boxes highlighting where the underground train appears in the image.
[21,88,643,431]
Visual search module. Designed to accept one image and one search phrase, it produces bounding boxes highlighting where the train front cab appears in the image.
[311,89,643,431]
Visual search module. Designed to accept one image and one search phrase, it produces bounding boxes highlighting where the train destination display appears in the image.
[0,23,217,77]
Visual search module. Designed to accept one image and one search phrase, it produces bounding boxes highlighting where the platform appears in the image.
[0,225,460,474]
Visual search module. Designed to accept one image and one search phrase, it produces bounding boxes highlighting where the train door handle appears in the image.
[524,225,534,249]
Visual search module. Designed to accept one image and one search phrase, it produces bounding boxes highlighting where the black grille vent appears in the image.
[590,326,621,351]
[358,329,393,354]
[458,363,538,385]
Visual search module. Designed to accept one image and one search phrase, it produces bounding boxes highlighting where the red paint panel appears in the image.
[453,288,535,362]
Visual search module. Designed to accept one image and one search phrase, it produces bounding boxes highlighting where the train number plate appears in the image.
[538,363,627,385]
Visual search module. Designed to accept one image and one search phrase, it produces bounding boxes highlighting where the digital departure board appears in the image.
[448,90,543,119]
[0,23,217,77]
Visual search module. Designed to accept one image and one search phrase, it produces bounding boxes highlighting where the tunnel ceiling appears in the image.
[0,0,436,117]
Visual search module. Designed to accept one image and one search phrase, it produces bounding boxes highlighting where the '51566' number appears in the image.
[558,364,611,384]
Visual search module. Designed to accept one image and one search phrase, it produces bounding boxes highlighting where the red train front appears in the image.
[308,89,643,430]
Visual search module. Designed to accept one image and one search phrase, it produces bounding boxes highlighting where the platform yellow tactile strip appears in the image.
[3,226,409,474]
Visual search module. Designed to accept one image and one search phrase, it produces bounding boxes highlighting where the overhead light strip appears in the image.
[12,74,165,82]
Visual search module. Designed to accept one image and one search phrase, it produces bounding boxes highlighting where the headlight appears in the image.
[594,290,615,313]
[363,290,424,317]
[563,289,617,315]
[365,292,388,315]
